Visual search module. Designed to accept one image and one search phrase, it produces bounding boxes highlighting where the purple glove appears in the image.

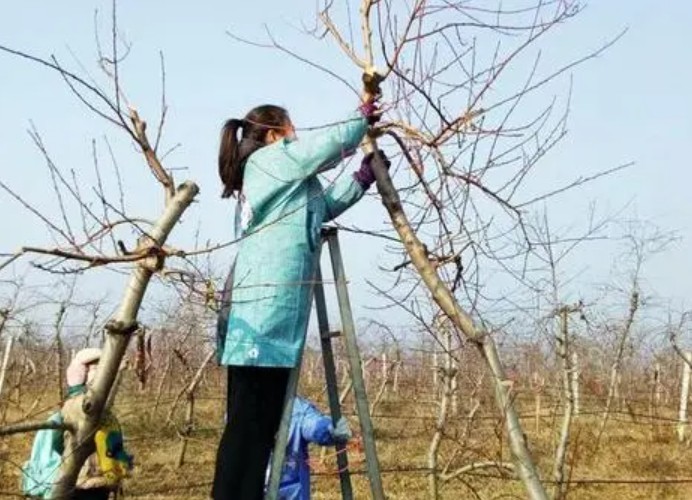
[353,150,391,190]
[358,100,380,125]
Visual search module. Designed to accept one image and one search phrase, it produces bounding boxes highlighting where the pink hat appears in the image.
[66,348,102,387]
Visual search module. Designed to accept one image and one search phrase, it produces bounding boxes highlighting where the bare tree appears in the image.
[0,3,200,497]
[597,287,639,439]
[596,225,676,446]
[552,303,582,500]
[176,349,215,467]
[247,3,627,497]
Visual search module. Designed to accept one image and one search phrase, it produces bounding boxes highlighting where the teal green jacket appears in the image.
[22,412,63,498]
[218,111,368,367]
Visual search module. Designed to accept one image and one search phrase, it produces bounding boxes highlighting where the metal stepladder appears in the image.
[266,227,385,500]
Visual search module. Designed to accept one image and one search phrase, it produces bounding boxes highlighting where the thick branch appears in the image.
[129,108,175,201]
[0,420,71,437]
[441,461,515,482]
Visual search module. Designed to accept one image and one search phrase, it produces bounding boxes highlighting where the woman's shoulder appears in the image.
[244,142,292,176]
[246,139,291,163]
[243,141,316,190]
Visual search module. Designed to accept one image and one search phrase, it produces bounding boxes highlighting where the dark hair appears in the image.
[218,104,290,198]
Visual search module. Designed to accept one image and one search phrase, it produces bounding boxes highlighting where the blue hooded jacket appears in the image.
[272,397,340,499]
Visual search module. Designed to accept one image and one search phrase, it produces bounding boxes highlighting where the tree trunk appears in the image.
[451,357,459,417]
[369,357,390,416]
[677,352,691,443]
[650,363,661,434]
[571,352,580,416]
[654,363,662,407]
[54,304,67,401]
[136,328,147,392]
[432,350,439,394]
[428,329,452,499]
[393,360,401,395]
[553,308,575,500]
[598,289,639,442]
[177,349,214,467]
[152,352,172,418]
[0,335,14,402]
[533,374,543,435]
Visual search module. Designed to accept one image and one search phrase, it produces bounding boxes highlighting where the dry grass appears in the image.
[3,381,692,500]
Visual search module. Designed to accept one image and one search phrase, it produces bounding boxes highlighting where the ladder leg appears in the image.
[314,264,354,500]
[325,229,386,500]
[266,364,300,500]
[267,239,325,499]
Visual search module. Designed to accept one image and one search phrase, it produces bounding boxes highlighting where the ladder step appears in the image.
[321,330,342,339]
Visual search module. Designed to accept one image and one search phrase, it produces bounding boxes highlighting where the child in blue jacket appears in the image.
[212,90,389,500]
[268,397,352,500]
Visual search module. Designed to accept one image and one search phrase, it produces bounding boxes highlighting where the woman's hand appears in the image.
[358,99,380,124]
[353,149,391,190]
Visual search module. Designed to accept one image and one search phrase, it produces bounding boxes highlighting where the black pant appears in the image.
[212,366,290,500]
[72,488,112,500]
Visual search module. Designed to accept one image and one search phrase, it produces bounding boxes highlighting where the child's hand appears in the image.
[332,416,353,442]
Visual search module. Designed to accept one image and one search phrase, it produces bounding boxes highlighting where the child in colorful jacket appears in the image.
[22,348,132,499]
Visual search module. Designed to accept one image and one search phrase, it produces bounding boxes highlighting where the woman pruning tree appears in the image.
[212,79,389,499]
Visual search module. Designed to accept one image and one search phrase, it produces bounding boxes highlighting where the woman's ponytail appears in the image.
[219,118,244,198]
